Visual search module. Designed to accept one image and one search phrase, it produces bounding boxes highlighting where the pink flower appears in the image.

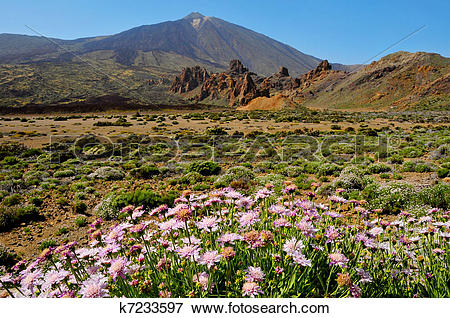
[196,216,220,232]
[79,274,109,298]
[131,206,145,220]
[158,219,184,234]
[326,225,341,243]
[295,220,317,238]
[177,245,201,260]
[239,211,260,228]
[273,218,292,228]
[197,251,222,269]
[41,270,70,291]
[368,227,383,236]
[329,252,349,267]
[292,252,312,267]
[283,237,305,256]
[242,282,263,297]
[217,233,242,245]
[193,272,214,292]
[20,269,43,292]
[108,256,129,280]
[244,266,265,282]
[150,204,168,216]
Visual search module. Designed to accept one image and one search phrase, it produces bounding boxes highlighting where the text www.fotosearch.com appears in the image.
[191,302,329,314]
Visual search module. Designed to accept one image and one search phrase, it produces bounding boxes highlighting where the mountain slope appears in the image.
[0,12,322,76]
[294,51,450,110]
[168,52,449,111]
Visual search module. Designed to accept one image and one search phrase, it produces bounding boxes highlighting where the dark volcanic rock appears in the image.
[169,66,210,94]
[194,60,269,105]
[300,60,332,81]
[277,66,290,77]
[229,60,248,75]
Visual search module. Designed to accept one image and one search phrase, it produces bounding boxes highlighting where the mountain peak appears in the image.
[183,12,205,20]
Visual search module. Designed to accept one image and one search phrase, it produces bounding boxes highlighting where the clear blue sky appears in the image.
[1,0,449,64]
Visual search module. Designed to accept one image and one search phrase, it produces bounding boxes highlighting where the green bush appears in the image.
[317,163,342,177]
[29,197,44,207]
[400,146,423,158]
[388,154,404,164]
[181,172,204,185]
[131,164,160,179]
[185,161,221,176]
[214,166,255,188]
[1,156,20,166]
[364,182,416,214]
[2,194,24,207]
[367,163,391,174]
[39,239,57,251]
[91,167,124,181]
[436,167,449,178]
[419,184,450,210]
[0,205,41,232]
[73,201,87,214]
[0,244,18,267]
[334,166,366,191]
[95,190,177,220]
[74,216,87,227]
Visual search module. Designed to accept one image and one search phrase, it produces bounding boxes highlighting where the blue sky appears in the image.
[1,0,449,64]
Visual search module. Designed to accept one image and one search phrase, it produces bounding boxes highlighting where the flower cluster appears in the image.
[0,186,448,298]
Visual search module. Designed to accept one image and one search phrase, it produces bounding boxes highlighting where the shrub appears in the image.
[2,194,24,206]
[436,167,449,178]
[186,161,221,176]
[295,174,313,190]
[1,156,20,166]
[334,166,366,190]
[29,197,44,207]
[430,144,449,160]
[400,147,423,158]
[418,184,450,210]
[181,172,204,185]
[73,201,88,215]
[74,216,87,227]
[131,164,160,179]
[367,163,391,174]
[317,163,342,177]
[90,167,124,181]
[0,205,41,232]
[39,239,57,251]
[95,190,177,220]
[388,154,404,164]
[53,170,75,178]
[214,166,255,188]
[56,227,69,236]
[364,182,417,214]
[0,244,18,267]
[192,183,210,191]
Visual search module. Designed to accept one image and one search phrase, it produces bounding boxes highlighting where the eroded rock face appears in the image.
[260,66,300,91]
[168,60,334,106]
[169,66,210,94]
[300,60,332,82]
[229,60,248,75]
[277,66,290,77]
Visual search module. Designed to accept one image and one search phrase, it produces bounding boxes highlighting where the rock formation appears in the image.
[169,66,210,94]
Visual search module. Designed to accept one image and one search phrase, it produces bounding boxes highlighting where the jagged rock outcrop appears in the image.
[169,66,210,94]
[198,62,269,105]
[300,60,332,82]
[277,66,290,77]
[229,60,248,75]
[260,66,300,91]
[169,60,269,106]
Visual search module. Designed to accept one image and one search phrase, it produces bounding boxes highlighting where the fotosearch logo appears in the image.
[48,134,395,164]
